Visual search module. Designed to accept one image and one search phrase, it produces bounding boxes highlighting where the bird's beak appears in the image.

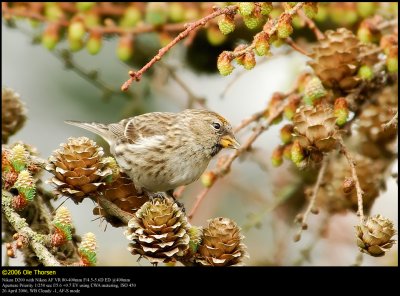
[220,134,240,149]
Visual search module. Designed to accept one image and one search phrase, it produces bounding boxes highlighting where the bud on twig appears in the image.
[201,171,217,188]
[271,146,284,167]
[217,52,234,76]
[218,14,235,35]
[334,97,349,127]
[79,232,97,266]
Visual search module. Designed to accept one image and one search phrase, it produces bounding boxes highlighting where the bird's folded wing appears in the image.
[122,112,177,142]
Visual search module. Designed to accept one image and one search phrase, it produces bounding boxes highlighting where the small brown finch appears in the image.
[66,109,239,196]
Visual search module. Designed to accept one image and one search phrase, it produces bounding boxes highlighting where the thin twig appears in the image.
[297,9,325,40]
[53,49,133,100]
[188,187,211,219]
[382,110,398,129]
[121,5,239,91]
[233,109,267,134]
[89,23,185,36]
[293,214,330,265]
[339,138,365,222]
[285,37,310,56]
[161,63,207,108]
[8,21,131,101]
[294,157,328,242]
[229,2,305,59]
[2,4,68,26]
[2,3,186,36]
[225,179,266,205]
[173,186,186,199]
[2,190,61,266]
[219,69,253,100]
[97,197,135,225]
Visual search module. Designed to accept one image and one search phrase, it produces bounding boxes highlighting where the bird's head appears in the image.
[182,109,240,157]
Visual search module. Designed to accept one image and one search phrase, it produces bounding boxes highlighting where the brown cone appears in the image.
[196,217,247,266]
[2,87,27,144]
[355,215,396,257]
[358,104,398,144]
[293,105,339,156]
[100,173,149,213]
[314,154,386,214]
[308,28,361,92]
[125,197,190,264]
[46,137,112,203]
[93,173,150,227]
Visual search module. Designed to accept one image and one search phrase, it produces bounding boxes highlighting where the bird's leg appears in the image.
[166,189,175,198]
[166,189,186,213]
[145,191,167,200]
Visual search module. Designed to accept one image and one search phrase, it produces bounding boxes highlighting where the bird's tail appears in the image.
[65,120,113,144]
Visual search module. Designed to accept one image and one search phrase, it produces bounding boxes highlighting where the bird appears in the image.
[65,109,239,198]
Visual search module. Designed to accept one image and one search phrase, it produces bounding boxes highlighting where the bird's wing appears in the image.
[120,112,177,143]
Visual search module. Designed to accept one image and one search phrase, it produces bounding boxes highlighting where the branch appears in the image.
[91,23,185,36]
[293,157,328,242]
[2,190,61,266]
[7,19,131,101]
[188,187,211,220]
[34,157,134,226]
[233,109,267,134]
[285,37,310,56]
[121,5,239,91]
[293,214,330,265]
[2,3,186,36]
[339,138,365,222]
[97,197,135,225]
[2,3,69,26]
[161,62,207,108]
[229,2,306,59]
[53,49,133,100]
[297,9,325,40]
[173,186,186,199]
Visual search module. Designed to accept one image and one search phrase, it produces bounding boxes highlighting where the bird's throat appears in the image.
[210,144,222,157]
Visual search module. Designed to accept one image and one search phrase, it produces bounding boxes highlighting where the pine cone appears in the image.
[314,154,386,214]
[93,173,149,227]
[51,206,73,247]
[196,217,247,266]
[79,232,97,266]
[293,105,339,157]
[308,28,360,92]
[101,173,148,213]
[46,137,112,203]
[358,104,398,144]
[2,87,27,144]
[355,215,396,257]
[125,197,190,264]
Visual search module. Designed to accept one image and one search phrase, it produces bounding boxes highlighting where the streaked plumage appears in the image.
[66,109,239,194]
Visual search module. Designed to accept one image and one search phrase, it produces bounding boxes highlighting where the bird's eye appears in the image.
[212,122,221,130]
